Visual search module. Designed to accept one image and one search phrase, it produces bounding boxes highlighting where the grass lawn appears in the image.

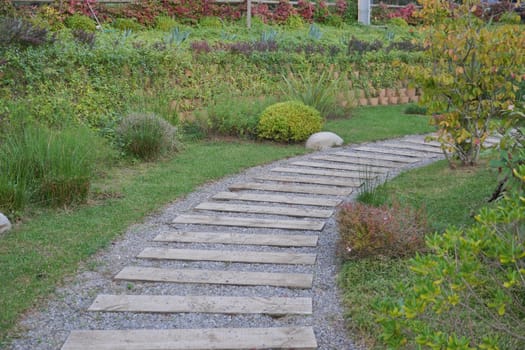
[324,105,434,144]
[338,158,499,348]
[0,105,430,343]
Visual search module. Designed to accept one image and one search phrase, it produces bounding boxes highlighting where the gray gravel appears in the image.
[5,135,443,350]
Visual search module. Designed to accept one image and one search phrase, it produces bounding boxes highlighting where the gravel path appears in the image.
[6,135,449,350]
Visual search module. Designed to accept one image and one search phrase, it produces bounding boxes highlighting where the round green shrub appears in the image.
[116,113,180,161]
[112,18,143,31]
[389,17,408,27]
[257,101,323,142]
[199,16,222,28]
[285,14,305,29]
[64,14,96,32]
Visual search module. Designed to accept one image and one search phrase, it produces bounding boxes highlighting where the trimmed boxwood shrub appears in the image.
[257,101,323,142]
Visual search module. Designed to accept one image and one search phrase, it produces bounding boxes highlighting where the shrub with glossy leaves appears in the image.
[116,113,179,161]
[257,101,322,143]
[337,202,428,260]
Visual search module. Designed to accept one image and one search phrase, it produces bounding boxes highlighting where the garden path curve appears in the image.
[9,134,500,350]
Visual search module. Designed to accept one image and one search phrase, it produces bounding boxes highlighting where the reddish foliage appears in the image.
[335,0,347,17]
[314,0,330,23]
[273,0,296,23]
[337,202,428,260]
[252,3,272,22]
[297,0,314,22]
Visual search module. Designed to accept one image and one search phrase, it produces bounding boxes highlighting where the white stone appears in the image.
[305,132,344,151]
[0,212,11,235]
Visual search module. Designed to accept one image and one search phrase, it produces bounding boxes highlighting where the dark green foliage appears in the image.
[64,14,96,32]
[0,17,53,47]
[116,113,180,160]
[337,202,428,260]
[207,95,277,138]
[258,101,323,142]
[404,103,427,115]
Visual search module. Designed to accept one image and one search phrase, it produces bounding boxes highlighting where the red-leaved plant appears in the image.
[337,201,428,260]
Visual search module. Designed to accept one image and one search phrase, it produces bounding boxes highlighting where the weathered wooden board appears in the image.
[229,182,352,196]
[195,202,333,218]
[254,174,360,187]
[137,247,317,265]
[332,151,419,163]
[311,155,402,168]
[354,146,425,158]
[89,294,312,315]
[291,161,387,173]
[61,327,317,350]
[401,137,442,147]
[212,191,341,207]
[271,166,363,179]
[115,267,314,288]
[172,214,325,231]
[379,142,444,154]
[154,231,319,247]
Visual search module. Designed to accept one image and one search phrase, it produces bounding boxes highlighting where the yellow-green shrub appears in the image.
[64,14,96,32]
[257,101,323,142]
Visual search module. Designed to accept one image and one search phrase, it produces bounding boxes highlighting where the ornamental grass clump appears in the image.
[257,101,323,143]
[117,112,180,161]
[337,202,428,260]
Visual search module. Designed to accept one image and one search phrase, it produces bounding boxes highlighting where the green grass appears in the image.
[324,105,434,144]
[338,158,498,348]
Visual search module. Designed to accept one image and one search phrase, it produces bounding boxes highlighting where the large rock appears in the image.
[0,212,11,235]
[305,132,344,151]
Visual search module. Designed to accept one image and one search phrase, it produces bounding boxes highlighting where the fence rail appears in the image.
[12,0,337,5]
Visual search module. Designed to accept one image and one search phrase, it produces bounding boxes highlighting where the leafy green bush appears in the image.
[0,125,108,213]
[155,15,179,31]
[117,113,180,160]
[257,101,323,142]
[112,18,143,31]
[199,16,222,27]
[285,14,305,29]
[64,14,96,32]
[207,95,277,138]
[337,202,428,260]
[404,104,427,115]
[281,69,346,119]
[389,17,409,27]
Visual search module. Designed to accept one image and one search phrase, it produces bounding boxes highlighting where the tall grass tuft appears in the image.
[0,125,108,214]
[281,69,345,119]
[356,167,389,207]
[117,113,180,161]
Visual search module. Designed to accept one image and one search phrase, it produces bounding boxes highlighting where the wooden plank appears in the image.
[271,166,363,179]
[195,202,333,218]
[212,191,341,207]
[379,142,444,154]
[402,137,442,147]
[138,247,317,265]
[89,294,312,315]
[354,145,426,158]
[332,151,420,163]
[292,161,387,173]
[229,182,352,196]
[154,231,319,247]
[115,266,313,288]
[254,174,360,187]
[172,214,325,231]
[311,155,403,168]
[62,327,317,350]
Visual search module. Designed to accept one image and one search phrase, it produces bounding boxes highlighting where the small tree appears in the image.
[408,0,525,165]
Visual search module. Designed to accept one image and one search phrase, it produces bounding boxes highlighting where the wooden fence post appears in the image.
[247,0,252,28]
[358,0,371,25]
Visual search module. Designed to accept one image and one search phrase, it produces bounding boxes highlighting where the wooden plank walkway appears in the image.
[89,294,312,315]
[291,160,387,173]
[379,141,444,154]
[311,155,404,168]
[271,166,363,179]
[153,231,319,247]
[333,151,420,163]
[137,247,317,265]
[229,182,352,196]
[354,145,427,158]
[254,174,360,187]
[172,214,325,231]
[62,327,317,350]
[212,191,341,206]
[195,202,333,218]
[115,266,314,288]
